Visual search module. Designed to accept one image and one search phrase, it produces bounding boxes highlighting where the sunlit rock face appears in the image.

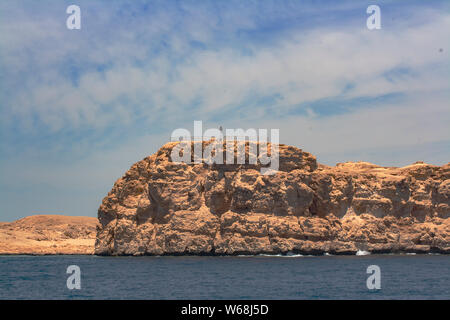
[95,141,450,256]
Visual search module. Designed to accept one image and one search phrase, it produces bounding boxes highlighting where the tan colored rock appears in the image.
[95,141,450,255]
[0,215,98,255]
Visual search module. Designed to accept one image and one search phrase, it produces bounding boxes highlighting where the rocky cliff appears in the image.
[95,141,450,255]
[0,215,97,255]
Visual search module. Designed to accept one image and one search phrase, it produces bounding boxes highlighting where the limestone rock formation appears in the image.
[0,215,98,255]
[95,141,450,255]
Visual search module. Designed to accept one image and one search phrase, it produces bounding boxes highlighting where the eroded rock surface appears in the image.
[96,142,450,255]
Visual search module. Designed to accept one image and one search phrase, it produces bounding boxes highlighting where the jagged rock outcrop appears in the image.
[95,141,450,255]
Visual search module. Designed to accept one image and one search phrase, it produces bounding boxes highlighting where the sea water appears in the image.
[0,254,448,299]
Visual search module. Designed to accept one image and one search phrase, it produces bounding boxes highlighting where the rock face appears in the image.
[0,215,98,255]
[95,141,450,256]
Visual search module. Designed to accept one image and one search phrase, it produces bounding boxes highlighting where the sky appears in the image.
[0,0,449,221]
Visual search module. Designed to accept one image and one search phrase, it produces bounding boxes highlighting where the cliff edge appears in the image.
[95,141,450,255]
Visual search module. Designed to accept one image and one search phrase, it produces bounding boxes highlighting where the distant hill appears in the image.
[0,215,98,255]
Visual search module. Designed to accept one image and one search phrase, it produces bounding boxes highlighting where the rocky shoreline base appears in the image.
[1,214,448,256]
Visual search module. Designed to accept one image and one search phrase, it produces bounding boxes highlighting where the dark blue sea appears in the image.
[0,254,448,299]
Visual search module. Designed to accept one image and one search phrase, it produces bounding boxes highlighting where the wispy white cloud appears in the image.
[2,3,448,135]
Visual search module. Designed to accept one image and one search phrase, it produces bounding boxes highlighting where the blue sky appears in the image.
[0,0,449,221]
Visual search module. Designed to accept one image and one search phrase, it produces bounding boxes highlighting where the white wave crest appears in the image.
[356,250,371,256]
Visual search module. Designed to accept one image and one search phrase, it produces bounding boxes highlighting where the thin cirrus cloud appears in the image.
[2,3,448,133]
[0,0,449,220]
